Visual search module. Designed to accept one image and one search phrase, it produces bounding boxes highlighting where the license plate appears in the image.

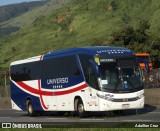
[122,104,130,108]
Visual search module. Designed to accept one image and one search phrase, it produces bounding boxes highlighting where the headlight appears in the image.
[96,93,112,100]
[138,94,144,99]
[96,93,105,99]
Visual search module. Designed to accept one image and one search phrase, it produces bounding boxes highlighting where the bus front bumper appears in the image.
[99,97,144,111]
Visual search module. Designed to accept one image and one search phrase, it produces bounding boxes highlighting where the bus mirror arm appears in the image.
[89,59,100,77]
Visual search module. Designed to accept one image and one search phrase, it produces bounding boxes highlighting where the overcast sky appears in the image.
[0,0,42,6]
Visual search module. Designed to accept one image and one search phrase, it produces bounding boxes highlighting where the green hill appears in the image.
[0,1,48,24]
[1,0,70,28]
[0,0,160,68]
[0,0,50,39]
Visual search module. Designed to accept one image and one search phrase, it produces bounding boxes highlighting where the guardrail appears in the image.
[143,69,160,88]
[0,71,11,109]
[0,84,11,109]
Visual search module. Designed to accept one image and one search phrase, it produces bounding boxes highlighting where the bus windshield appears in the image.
[98,58,143,93]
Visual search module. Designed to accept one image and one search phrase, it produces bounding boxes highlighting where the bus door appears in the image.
[86,66,99,111]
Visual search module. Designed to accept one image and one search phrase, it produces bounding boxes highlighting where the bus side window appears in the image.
[86,66,98,89]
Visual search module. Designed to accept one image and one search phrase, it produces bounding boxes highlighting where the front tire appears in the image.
[77,99,86,118]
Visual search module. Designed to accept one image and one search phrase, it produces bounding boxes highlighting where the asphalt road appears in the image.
[0,105,160,128]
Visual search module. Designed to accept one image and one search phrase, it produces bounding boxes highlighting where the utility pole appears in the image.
[4,71,8,98]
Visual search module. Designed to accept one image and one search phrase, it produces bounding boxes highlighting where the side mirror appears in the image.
[89,59,99,76]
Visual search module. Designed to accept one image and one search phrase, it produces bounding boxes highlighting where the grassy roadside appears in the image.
[1,128,160,131]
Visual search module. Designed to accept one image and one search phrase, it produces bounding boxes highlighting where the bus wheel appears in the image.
[77,99,86,118]
[27,100,37,117]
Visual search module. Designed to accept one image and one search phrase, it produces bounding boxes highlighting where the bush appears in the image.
[110,20,159,61]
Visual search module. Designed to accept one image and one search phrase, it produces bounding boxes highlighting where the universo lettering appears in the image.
[47,77,68,84]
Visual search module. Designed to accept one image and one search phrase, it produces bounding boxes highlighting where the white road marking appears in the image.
[46,118,68,120]
[81,119,105,121]
[15,111,27,114]
[122,120,152,122]
[0,109,12,111]
[0,116,12,119]
[148,112,160,113]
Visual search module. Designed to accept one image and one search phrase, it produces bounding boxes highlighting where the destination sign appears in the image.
[100,58,116,62]
[97,49,131,54]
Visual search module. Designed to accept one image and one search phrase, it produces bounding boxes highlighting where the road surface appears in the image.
[0,104,160,128]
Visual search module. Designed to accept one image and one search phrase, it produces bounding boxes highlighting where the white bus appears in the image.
[10,46,144,117]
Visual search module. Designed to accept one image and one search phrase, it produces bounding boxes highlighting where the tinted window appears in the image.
[118,57,138,68]
[10,55,80,82]
[41,55,80,79]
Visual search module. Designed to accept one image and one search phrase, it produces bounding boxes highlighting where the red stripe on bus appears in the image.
[38,80,48,110]
[16,81,87,96]
[40,55,43,60]
[39,55,48,110]
[16,81,53,96]
[53,83,87,96]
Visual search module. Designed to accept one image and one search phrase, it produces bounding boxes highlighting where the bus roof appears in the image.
[11,46,135,65]
[44,46,134,59]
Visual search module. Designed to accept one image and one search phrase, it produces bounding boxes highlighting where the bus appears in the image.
[136,53,153,71]
[10,46,144,117]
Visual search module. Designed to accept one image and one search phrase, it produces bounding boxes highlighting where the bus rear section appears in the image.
[136,53,153,71]
[10,46,144,117]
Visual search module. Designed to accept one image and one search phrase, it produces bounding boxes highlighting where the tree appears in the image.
[110,20,160,61]
[111,20,150,46]
[111,26,135,46]
[135,20,150,44]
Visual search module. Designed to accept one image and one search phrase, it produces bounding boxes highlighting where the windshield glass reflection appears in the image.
[98,59,143,93]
